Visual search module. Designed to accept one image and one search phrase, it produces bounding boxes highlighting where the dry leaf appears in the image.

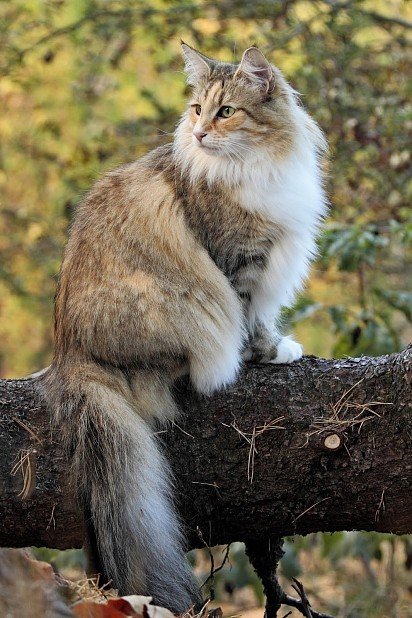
[107,598,143,616]
[122,596,175,618]
[73,601,128,617]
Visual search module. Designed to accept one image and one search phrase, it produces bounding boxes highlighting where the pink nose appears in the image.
[194,131,207,143]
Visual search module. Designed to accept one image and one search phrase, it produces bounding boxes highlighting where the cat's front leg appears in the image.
[245,235,309,364]
[244,319,302,364]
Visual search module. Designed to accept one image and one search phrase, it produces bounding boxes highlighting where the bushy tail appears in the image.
[40,367,200,613]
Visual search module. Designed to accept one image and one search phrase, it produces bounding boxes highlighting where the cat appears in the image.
[39,43,327,613]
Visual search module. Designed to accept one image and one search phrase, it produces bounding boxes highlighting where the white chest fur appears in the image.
[236,149,326,234]
[235,148,327,329]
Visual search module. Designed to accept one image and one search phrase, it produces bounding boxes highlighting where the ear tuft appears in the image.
[235,47,275,94]
[181,42,213,86]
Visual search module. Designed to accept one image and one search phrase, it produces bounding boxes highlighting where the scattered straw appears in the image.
[11,449,37,500]
[294,496,332,524]
[12,416,43,444]
[171,421,195,439]
[181,599,223,618]
[375,488,386,523]
[191,481,222,499]
[222,416,285,482]
[65,575,117,604]
[304,379,393,445]
[46,504,56,531]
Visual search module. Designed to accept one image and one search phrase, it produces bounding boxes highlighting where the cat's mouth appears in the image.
[193,141,220,153]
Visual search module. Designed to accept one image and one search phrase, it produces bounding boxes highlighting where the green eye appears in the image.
[195,105,201,116]
[217,106,236,118]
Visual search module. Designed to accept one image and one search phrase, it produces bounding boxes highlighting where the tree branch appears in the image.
[0,348,410,553]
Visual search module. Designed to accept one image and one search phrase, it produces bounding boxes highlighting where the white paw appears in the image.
[268,336,303,364]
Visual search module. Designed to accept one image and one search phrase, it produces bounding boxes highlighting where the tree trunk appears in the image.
[0,348,410,552]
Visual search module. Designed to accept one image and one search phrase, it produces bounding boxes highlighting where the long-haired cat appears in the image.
[39,43,327,612]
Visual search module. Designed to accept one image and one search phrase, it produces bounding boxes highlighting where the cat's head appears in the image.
[174,43,316,175]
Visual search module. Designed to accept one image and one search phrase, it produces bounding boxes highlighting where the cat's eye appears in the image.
[195,105,201,116]
[217,106,236,118]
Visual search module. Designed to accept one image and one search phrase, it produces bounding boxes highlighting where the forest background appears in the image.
[0,1,411,616]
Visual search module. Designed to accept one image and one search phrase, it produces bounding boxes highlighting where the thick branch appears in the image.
[0,348,410,551]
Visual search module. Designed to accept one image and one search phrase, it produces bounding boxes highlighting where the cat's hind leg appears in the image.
[246,234,310,364]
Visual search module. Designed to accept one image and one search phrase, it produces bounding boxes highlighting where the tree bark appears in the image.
[0,348,410,552]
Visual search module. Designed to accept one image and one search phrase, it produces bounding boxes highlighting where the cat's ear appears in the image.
[235,47,275,95]
[181,42,213,85]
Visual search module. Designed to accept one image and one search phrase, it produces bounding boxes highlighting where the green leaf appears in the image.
[374,289,412,322]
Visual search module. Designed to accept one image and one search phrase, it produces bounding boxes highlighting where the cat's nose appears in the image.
[194,131,207,143]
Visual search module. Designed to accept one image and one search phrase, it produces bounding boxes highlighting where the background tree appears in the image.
[0,1,411,615]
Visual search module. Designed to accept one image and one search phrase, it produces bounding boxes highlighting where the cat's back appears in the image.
[63,145,181,260]
[59,143,204,296]
[72,144,175,229]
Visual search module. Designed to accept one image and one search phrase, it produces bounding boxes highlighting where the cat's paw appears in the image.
[190,352,241,395]
[268,336,303,364]
[190,331,243,395]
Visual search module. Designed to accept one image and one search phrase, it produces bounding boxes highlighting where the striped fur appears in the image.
[39,44,327,612]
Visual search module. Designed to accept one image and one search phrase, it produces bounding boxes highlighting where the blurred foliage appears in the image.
[0,0,411,376]
[195,535,412,616]
[1,2,411,615]
[279,533,412,616]
[32,535,412,616]
[32,547,86,571]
